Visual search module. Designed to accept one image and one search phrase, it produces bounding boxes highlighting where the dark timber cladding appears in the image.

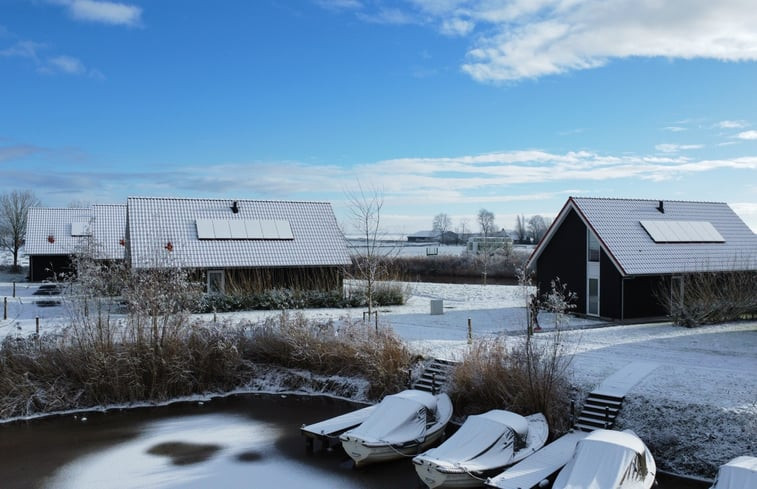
[535,208,587,314]
[28,255,73,282]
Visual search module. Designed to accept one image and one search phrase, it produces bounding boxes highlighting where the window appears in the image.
[588,278,599,316]
[207,270,225,295]
[587,231,600,262]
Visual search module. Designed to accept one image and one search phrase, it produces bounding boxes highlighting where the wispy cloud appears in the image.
[0,143,47,162]
[313,0,363,11]
[357,8,418,25]
[736,130,757,140]
[0,39,103,78]
[50,0,142,27]
[663,126,687,132]
[718,120,748,129]
[655,143,704,154]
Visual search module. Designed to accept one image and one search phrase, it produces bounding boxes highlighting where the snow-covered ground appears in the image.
[1,273,755,477]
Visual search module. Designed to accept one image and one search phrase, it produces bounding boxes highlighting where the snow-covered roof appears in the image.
[126,197,351,269]
[92,204,127,260]
[529,197,757,276]
[24,207,93,256]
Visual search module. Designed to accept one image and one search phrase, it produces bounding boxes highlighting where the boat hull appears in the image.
[414,461,484,488]
[342,426,446,467]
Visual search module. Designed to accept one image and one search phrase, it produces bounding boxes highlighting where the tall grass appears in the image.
[449,335,574,435]
[0,313,415,419]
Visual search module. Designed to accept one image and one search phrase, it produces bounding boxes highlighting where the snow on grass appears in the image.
[2,276,755,478]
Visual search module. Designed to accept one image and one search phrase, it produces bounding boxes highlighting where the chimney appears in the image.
[231,201,239,214]
[656,200,664,214]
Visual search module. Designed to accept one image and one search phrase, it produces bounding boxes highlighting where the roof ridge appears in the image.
[125,196,332,204]
[571,196,727,205]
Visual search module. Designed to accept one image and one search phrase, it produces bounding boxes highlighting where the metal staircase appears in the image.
[575,392,624,432]
[413,358,457,394]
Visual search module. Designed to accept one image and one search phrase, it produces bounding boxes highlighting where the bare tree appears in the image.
[515,215,528,243]
[477,209,496,284]
[527,215,549,243]
[478,208,496,237]
[0,189,41,272]
[456,218,470,244]
[432,213,452,243]
[346,183,389,322]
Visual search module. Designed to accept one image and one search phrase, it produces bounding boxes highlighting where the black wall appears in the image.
[622,275,668,319]
[600,251,623,319]
[535,209,587,314]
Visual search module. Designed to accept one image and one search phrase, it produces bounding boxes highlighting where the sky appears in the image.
[2,0,757,235]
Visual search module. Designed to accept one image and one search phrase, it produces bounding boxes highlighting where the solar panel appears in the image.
[228,220,247,239]
[245,220,264,239]
[259,220,279,239]
[196,219,215,239]
[195,219,294,240]
[212,220,232,239]
[70,221,92,236]
[640,220,724,243]
[274,220,294,239]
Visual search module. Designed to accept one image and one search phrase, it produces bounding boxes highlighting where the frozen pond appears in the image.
[0,395,416,489]
[0,394,704,489]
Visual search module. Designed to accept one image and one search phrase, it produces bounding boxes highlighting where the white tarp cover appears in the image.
[416,410,527,472]
[712,456,757,489]
[344,391,436,444]
[553,430,648,489]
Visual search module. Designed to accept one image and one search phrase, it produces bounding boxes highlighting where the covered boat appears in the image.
[413,410,548,488]
[339,389,453,467]
[710,456,757,489]
[552,429,656,489]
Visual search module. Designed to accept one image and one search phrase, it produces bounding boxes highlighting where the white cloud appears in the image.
[53,0,142,27]
[655,143,704,154]
[663,126,687,132]
[440,17,474,36]
[718,120,748,129]
[314,0,363,11]
[1,39,103,78]
[357,8,418,25]
[406,0,757,82]
[736,130,757,140]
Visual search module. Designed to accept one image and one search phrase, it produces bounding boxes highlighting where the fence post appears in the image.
[36,316,40,334]
[467,317,472,344]
[12,281,16,297]
[3,297,6,320]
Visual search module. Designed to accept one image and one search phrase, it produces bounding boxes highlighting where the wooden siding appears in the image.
[535,208,587,314]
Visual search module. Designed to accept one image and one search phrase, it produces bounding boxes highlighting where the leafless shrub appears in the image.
[661,271,757,326]
[240,313,415,399]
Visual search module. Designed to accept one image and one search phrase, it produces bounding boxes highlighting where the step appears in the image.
[584,398,623,410]
[578,411,617,423]
[586,392,625,403]
[575,417,614,430]
[575,422,603,432]
[582,404,620,416]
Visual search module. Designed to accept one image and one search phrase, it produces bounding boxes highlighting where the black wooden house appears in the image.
[527,197,757,320]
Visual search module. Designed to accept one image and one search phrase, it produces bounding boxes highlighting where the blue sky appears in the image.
[2,0,757,234]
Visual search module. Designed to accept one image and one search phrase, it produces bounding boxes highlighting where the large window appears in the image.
[587,231,600,262]
[207,270,225,295]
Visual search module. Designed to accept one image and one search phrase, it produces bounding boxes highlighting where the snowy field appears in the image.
[2,275,755,413]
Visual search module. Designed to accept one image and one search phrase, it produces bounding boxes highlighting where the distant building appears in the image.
[527,197,757,320]
[466,235,513,255]
[407,230,459,244]
[25,207,94,281]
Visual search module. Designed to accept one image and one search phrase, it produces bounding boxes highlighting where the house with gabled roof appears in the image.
[527,197,757,320]
[125,197,352,293]
[24,207,94,281]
